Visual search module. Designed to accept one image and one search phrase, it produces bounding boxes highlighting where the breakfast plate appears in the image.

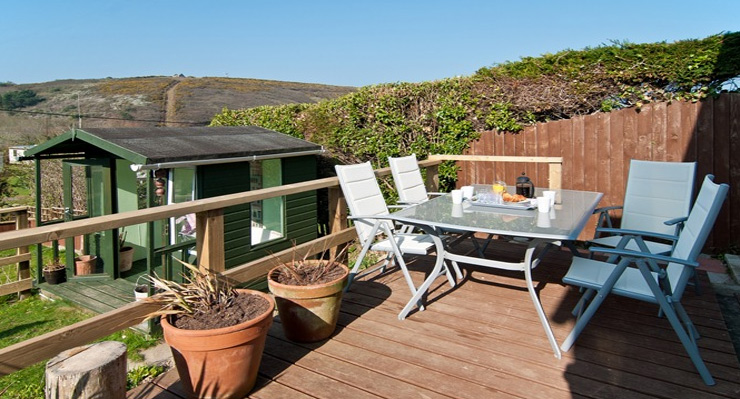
[467,197,536,210]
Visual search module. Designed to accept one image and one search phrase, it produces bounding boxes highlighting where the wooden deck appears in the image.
[128,239,740,399]
[38,260,150,314]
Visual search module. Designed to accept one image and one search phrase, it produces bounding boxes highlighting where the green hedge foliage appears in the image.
[211,32,740,192]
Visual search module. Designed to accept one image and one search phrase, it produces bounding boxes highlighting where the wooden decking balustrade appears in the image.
[0,156,738,398]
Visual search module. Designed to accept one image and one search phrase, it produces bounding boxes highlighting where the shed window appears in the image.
[250,159,284,245]
[169,168,196,244]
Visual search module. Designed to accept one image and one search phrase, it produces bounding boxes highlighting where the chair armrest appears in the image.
[592,205,623,238]
[595,227,679,243]
[588,245,699,268]
[348,214,396,221]
[664,215,688,236]
[593,205,623,215]
[664,216,688,226]
[428,192,445,197]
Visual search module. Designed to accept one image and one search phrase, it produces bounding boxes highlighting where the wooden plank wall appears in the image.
[458,93,739,249]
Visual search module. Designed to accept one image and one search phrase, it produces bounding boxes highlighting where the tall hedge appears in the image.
[211,32,740,190]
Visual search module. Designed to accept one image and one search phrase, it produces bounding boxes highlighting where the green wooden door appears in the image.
[63,159,116,278]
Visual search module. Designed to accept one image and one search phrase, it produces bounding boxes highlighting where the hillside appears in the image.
[0,76,355,147]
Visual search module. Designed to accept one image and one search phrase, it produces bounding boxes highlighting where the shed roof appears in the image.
[24,126,323,168]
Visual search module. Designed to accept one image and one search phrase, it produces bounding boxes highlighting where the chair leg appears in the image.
[443,261,456,287]
[690,268,702,295]
[571,288,596,317]
[637,263,715,385]
[562,258,633,352]
[392,252,424,311]
[673,300,701,341]
[346,243,373,291]
[657,298,715,385]
[379,252,393,274]
[451,260,463,280]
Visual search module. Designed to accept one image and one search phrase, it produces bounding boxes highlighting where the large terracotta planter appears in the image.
[267,261,349,342]
[161,289,274,399]
[74,255,97,275]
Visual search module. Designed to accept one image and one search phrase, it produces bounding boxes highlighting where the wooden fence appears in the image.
[0,207,31,298]
[457,93,740,250]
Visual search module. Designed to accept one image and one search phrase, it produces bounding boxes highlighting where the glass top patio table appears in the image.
[390,186,603,241]
[388,186,603,359]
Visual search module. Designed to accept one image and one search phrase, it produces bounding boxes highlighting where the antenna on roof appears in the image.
[77,93,82,128]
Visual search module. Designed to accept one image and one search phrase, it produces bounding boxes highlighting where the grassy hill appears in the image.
[0,76,355,147]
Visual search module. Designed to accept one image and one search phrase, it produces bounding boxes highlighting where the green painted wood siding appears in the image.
[197,156,318,271]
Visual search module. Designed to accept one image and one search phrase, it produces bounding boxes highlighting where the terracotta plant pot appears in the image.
[74,255,97,275]
[161,289,274,399]
[119,246,134,272]
[43,267,66,285]
[267,261,349,342]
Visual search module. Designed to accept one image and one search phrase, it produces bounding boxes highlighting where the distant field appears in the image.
[0,76,355,147]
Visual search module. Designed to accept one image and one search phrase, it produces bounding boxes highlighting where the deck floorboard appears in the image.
[122,238,740,398]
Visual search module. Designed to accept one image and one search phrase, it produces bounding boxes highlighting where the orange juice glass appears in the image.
[492,181,506,194]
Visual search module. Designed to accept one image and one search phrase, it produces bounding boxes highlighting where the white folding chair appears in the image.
[561,175,729,386]
[388,154,442,205]
[335,162,459,314]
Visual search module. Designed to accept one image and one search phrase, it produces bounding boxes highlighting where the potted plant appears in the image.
[134,276,149,301]
[43,258,66,285]
[74,254,97,275]
[267,250,349,342]
[118,229,134,273]
[144,261,274,398]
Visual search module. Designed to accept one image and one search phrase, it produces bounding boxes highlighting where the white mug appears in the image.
[451,189,463,204]
[543,190,556,207]
[537,211,551,228]
[461,185,475,199]
[537,196,551,213]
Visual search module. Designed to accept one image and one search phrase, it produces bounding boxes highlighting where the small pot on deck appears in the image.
[119,246,134,273]
[43,266,66,285]
[75,255,97,275]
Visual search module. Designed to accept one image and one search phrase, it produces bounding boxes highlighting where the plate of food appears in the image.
[502,193,528,203]
[468,192,536,210]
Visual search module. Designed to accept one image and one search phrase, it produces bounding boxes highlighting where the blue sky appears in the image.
[2,0,738,87]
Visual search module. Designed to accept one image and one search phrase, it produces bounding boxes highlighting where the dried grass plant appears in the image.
[270,243,348,286]
[142,260,237,321]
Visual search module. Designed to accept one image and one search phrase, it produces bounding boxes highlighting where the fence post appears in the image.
[548,162,562,190]
[328,186,349,264]
[16,209,31,299]
[196,209,225,273]
[425,164,440,193]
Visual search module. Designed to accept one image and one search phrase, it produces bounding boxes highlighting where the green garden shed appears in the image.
[24,126,323,292]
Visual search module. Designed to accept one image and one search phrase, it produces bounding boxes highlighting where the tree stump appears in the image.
[45,341,127,399]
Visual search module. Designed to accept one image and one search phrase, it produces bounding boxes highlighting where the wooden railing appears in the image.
[0,207,32,298]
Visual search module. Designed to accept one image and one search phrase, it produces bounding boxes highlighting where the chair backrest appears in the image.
[666,175,729,300]
[335,162,391,244]
[389,154,429,204]
[621,160,696,235]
